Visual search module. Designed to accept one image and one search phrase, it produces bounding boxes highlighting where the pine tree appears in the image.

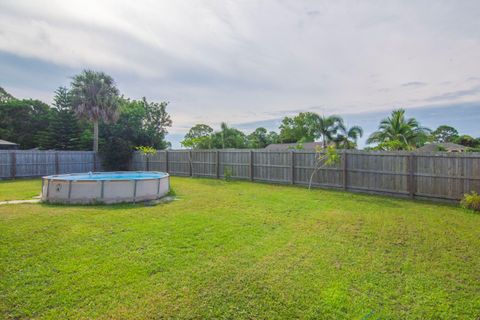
[0,86,15,103]
[39,87,82,150]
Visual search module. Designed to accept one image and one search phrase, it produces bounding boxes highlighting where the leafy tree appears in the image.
[211,122,248,149]
[454,135,479,148]
[369,140,409,151]
[367,109,430,150]
[99,97,171,170]
[279,112,318,143]
[182,124,214,149]
[278,112,346,148]
[77,127,94,150]
[266,131,280,146]
[0,98,51,149]
[141,97,172,148]
[334,125,363,149]
[289,142,305,150]
[38,87,82,150]
[70,70,120,152]
[182,124,279,149]
[248,127,268,148]
[248,127,281,148]
[99,99,144,170]
[430,125,459,143]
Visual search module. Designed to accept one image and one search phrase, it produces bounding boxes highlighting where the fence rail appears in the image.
[131,149,480,202]
[0,150,101,179]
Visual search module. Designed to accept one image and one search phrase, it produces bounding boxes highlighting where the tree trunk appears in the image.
[93,120,99,152]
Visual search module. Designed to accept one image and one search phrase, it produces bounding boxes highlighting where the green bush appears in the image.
[100,135,132,170]
[461,191,480,212]
[136,145,156,155]
[223,166,233,182]
[167,187,176,197]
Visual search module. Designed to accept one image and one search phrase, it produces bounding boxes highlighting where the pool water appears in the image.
[45,171,167,181]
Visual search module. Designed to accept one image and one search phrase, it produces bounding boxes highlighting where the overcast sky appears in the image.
[1,0,479,147]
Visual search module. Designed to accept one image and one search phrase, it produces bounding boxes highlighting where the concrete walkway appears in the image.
[0,199,41,205]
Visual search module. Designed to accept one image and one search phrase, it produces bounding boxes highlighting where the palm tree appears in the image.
[220,122,228,149]
[335,125,363,149]
[367,109,430,150]
[314,115,345,148]
[70,70,120,152]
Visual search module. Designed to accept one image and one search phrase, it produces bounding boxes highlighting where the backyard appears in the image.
[0,177,479,319]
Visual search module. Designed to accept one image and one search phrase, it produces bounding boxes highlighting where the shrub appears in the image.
[136,145,156,156]
[100,136,133,170]
[167,187,176,197]
[461,191,480,212]
[223,166,233,182]
[308,145,340,189]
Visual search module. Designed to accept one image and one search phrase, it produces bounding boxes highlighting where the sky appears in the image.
[1,0,479,148]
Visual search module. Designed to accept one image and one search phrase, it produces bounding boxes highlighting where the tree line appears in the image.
[0,70,172,169]
[182,109,480,151]
[1,70,479,160]
[182,114,364,150]
[365,110,479,151]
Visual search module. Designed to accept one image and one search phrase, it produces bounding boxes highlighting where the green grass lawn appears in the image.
[0,178,42,201]
[0,177,479,319]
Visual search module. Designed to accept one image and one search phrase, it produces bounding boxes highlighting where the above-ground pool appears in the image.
[41,171,170,204]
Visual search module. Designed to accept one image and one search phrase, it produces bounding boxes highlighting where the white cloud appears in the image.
[1,0,480,134]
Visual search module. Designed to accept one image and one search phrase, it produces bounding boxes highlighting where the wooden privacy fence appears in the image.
[0,150,101,179]
[131,149,480,202]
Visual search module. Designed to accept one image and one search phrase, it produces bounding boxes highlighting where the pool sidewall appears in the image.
[41,172,170,204]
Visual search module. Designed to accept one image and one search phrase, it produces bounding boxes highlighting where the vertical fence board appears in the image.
[168,151,190,176]
[192,150,216,177]
[0,152,12,178]
[218,150,250,179]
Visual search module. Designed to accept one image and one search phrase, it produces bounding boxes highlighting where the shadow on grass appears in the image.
[39,198,177,211]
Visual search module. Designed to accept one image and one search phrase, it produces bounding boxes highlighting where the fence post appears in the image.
[93,153,97,171]
[55,152,59,174]
[189,150,193,176]
[408,153,415,199]
[10,151,16,178]
[250,150,255,181]
[146,156,150,171]
[465,156,471,193]
[216,150,220,179]
[290,151,295,184]
[343,151,348,190]
[165,150,169,173]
